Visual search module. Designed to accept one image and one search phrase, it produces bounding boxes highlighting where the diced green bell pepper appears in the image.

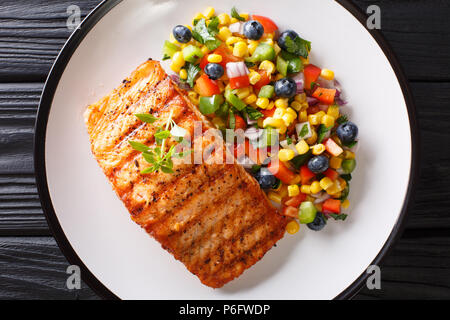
[276,55,288,76]
[162,40,179,59]
[342,159,356,174]
[225,89,247,111]
[246,43,276,63]
[258,85,275,98]
[258,127,278,148]
[299,201,317,224]
[182,45,204,64]
[199,95,223,115]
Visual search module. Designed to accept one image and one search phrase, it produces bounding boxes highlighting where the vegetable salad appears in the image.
[162,6,359,234]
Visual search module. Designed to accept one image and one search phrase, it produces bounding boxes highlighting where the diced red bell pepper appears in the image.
[300,165,315,184]
[199,54,211,70]
[195,74,221,97]
[282,206,299,218]
[304,64,321,91]
[284,193,307,208]
[322,199,341,214]
[268,160,296,184]
[233,114,247,131]
[324,138,344,157]
[214,45,241,68]
[234,142,245,159]
[251,15,279,34]
[229,75,250,89]
[261,107,276,118]
[253,70,271,91]
[324,168,339,181]
[245,140,267,165]
[312,87,337,105]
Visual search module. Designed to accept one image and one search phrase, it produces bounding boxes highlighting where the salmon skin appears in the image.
[84,60,287,288]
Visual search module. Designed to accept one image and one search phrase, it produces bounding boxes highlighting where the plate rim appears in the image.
[34,0,419,300]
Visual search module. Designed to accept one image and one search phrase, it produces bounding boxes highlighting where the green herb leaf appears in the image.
[161,166,174,174]
[135,113,158,124]
[129,141,149,152]
[245,106,264,120]
[205,39,222,51]
[251,165,261,174]
[284,35,311,58]
[207,16,220,35]
[317,124,332,143]
[155,130,171,140]
[329,213,348,221]
[290,150,312,170]
[245,61,256,68]
[185,63,201,88]
[286,137,293,145]
[340,174,352,182]
[336,115,348,125]
[192,18,216,44]
[298,123,309,138]
[343,140,358,148]
[162,54,171,61]
[231,7,246,21]
[228,111,236,129]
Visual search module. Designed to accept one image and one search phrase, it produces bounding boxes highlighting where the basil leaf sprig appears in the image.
[129,110,192,174]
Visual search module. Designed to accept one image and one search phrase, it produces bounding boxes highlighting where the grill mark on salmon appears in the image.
[84,60,287,288]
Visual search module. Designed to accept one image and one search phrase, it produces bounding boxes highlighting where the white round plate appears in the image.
[35,0,418,300]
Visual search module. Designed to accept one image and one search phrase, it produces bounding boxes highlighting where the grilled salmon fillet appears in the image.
[84,60,287,288]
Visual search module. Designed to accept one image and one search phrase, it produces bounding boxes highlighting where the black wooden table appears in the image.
[1,0,449,300]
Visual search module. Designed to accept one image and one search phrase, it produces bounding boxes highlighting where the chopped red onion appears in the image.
[238,156,256,169]
[244,127,264,141]
[292,72,304,93]
[313,193,331,204]
[226,62,249,78]
[318,104,329,112]
[317,77,336,89]
[306,97,319,105]
[229,22,244,34]
[169,74,191,90]
[245,114,257,125]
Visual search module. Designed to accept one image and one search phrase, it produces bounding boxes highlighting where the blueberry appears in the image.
[173,25,192,43]
[204,63,224,80]
[253,168,277,190]
[243,20,264,40]
[307,212,327,231]
[307,155,329,174]
[278,30,300,51]
[336,122,358,144]
[274,78,297,98]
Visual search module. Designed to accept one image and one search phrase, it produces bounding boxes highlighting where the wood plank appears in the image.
[1,235,448,299]
[0,0,449,81]
[0,237,98,299]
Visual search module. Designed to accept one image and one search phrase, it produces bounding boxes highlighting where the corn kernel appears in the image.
[233,41,248,57]
[288,185,300,197]
[344,150,356,160]
[244,94,257,105]
[218,13,230,25]
[267,101,275,110]
[169,33,181,45]
[301,185,311,194]
[226,36,241,45]
[263,117,284,128]
[330,157,343,169]
[321,69,335,81]
[282,113,296,126]
[338,178,347,190]
[193,13,205,24]
[300,56,309,65]
[312,144,326,155]
[201,45,209,55]
[308,114,320,125]
[279,149,295,162]
[236,87,251,100]
[316,111,326,122]
[207,54,223,63]
[295,93,307,103]
[170,52,185,72]
[256,97,270,109]
[249,71,261,85]
[310,181,323,194]
[240,13,250,20]
[286,108,297,117]
[295,140,309,155]
[259,60,276,74]
[306,195,315,202]
[320,177,334,190]
[188,91,199,104]
[257,118,264,128]
[273,107,286,119]
[286,220,300,235]
[179,69,188,80]
[306,128,317,144]
[274,43,282,55]
[298,110,308,122]
[230,17,239,24]
[322,115,335,128]
[278,184,288,198]
[218,27,232,41]
[327,105,340,119]
[263,38,274,46]
[326,183,340,195]
[274,98,288,109]
[342,199,350,209]
[268,191,282,204]
[248,40,259,55]
[203,7,215,19]
[291,101,303,111]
